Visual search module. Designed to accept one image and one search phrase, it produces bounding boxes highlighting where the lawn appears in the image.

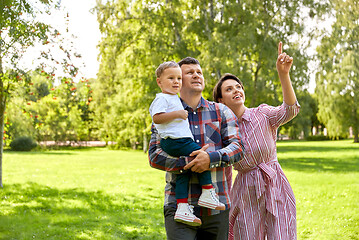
[0,140,358,239]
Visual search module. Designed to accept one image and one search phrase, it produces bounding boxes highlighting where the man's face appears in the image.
[180,64,205,95]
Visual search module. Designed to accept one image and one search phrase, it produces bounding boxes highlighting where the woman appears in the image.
[213,42,300,240]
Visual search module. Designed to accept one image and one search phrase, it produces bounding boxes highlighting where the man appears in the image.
[148,57,244,240]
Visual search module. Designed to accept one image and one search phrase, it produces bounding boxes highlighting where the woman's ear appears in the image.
[218,98,223,103]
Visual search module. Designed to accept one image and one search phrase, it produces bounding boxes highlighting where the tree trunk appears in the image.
[0,113,3,188]
[143,132,148,153]
[0,54,4,188]
[353,108,358,143]
[250,61,261,107]
[143,117,148,153]
[352,90,358,143]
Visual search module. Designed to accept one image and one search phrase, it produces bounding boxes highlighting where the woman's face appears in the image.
[218,79,245,110]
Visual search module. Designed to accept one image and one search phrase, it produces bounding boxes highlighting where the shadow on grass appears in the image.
[3,151,75,156]
[277,144,359,173]
[3,147,107,155]
[0,183,165,240]
[278,144,358,153]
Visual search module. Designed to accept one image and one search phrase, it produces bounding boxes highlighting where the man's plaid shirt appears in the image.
[148,97,244,216]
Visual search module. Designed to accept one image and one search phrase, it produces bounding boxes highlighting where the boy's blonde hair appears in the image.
[155,61,179,78]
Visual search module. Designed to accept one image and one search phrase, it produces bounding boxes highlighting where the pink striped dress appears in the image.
[229,102,300,240]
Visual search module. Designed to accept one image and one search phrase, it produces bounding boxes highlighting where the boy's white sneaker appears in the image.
[198,188,226,210]
[174,203,202,226]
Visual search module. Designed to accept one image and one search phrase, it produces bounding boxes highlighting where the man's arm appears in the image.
[148,124,187,172]
[184,104,244,173]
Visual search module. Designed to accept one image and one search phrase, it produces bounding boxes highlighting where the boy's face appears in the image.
[157,67,182,95]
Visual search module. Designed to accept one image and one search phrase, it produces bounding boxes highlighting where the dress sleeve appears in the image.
[258,101,301,129]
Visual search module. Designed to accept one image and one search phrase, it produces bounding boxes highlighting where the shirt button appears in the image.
[194,112,197,115]
[196,140,199,143]
[195,126,198,129]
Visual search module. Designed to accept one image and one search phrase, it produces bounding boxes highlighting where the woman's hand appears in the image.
[276,41,297,105]
[276,42,293,76]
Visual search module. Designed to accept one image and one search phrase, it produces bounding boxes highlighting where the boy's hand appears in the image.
[276,41,293,76]
[176,110,188,120]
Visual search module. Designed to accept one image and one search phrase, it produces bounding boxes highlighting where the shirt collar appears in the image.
[241,107,251,122]
[181,97,208,110]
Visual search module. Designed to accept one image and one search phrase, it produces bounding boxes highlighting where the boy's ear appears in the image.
[156,78,162,88]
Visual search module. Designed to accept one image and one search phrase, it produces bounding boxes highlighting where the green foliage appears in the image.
[9,136,37,151]
[305,135,331,141]
[0,0,84,186]
[316,0,359,142]
[4,72,95,145]
[280,91,318,139]
[93,0,326,148]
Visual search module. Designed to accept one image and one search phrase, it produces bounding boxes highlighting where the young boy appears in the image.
[149,61,225,227]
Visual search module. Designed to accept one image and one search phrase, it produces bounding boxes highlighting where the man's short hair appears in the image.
[178,57,200,67]
[155,61,179,78]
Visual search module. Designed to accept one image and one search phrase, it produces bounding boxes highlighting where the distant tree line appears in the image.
[3,0,359,155]
[88,0,358,147]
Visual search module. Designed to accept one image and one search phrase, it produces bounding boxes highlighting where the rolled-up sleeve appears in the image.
[148,125,186,173]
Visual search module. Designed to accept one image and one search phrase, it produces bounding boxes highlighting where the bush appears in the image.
[306,135,345,141]
[10,136,38,151]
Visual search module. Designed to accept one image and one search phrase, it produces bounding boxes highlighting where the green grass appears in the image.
[0,140,358,239]
[277,140,359,240]
[0,148,166,239]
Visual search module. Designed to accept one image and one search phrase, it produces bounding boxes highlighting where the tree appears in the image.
[316,0,359,142]
[6,72,95,145]
[280,90,317,139]
[0,0,82,187]
[93,0,326,149]
[0,0,55,187]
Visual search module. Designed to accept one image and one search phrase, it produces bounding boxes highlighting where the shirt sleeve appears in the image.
[207,104,244,168]
[258,101,301,129]
[148,124,187,173]
[149,95,168,117]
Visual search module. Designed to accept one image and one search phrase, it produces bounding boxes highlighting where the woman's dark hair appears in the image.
[213,73,244,103]
[178,57,200,67]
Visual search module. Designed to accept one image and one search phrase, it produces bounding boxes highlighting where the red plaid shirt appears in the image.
[148,97,244,216]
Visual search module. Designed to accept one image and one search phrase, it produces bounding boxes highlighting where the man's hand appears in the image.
[184,144,210,173]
